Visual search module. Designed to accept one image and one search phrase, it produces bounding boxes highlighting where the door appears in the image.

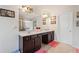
[51,31,54,41]
[31,35,41,51]
[42,33,48,44]
[34,34,42,51]
[59,12,73,45]
[23,36,34,53]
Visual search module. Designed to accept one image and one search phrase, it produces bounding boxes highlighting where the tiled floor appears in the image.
[40,41,77,53]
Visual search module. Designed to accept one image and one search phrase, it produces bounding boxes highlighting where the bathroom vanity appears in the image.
[19,30,54,53]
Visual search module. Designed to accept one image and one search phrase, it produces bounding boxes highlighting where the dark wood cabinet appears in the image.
[34,34,42,51]
[19,34,42,53]
[51,31,54,41]
[42,32,49,44]
[23,36,34,53]
[30,34,42,52]
[19,31,54,53]
[42,31,54,44]
[19,36,34,53]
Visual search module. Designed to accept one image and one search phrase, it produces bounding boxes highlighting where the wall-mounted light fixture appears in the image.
[42,14,49,19]
[20,5,33,13]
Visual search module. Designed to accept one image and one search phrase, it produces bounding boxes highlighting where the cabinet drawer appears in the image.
[31,35,37,38]
[23,36,30,41]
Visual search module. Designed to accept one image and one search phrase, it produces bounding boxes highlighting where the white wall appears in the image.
[72,6,79,48]
[0,5,19,52]
[29,5,74,41]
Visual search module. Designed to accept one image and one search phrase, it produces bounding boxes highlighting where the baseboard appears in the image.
[12,49,20,53]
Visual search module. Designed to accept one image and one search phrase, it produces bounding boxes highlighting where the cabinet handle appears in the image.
[26,38,28,40]
[25,37,29,40]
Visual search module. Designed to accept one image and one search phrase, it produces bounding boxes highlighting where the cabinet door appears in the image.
[42,32,54,44]
[23,36,34,53]
[34,34,42,51]
[51,31,54,41]
[42,33,48,44]
[48,32,52,42]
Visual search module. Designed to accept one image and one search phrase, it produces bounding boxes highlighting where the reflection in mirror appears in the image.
[19,5,40,31]
[23,20,33,32]
[19,16,25,31]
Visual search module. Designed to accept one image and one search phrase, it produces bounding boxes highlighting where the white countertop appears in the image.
[19,29,55,37]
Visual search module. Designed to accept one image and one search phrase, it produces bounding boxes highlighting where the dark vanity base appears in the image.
[19,34,42,53]
[42,31,54,44]
[19,31,54,53]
